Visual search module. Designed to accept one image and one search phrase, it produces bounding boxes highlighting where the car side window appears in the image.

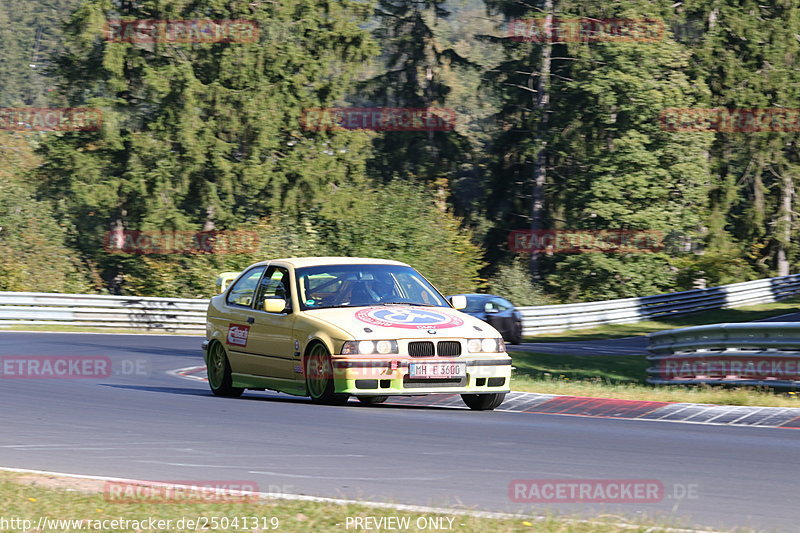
[254,266,292,313]
[226,267,266,308]
[393,272,437,304]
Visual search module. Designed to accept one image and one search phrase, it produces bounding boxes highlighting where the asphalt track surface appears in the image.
[1,332,799,532]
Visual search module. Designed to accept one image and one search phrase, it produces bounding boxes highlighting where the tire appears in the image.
[507,321,523,345]
[461,393,506,411]
[357,395,388,405]
[305,342,350,405]
[207,342,244,398]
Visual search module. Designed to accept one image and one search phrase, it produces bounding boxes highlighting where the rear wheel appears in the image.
[461,393,506,411]
[305,343,349,405]
[357,395,388,405]
[207,342,244,398]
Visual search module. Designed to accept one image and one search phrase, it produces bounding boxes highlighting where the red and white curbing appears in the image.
[170,365,800,429]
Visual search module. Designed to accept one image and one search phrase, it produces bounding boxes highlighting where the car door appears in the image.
[223,265,269,376]
[484,298,511,338]
[248,265,298,381]
[492,297,515,338]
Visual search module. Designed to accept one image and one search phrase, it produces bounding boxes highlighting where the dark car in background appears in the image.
[449,294,523,345]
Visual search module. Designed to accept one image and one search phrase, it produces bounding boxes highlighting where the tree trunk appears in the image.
[777,169,794,276]
[529,0,553,281]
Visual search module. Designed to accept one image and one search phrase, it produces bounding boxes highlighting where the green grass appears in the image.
[508,351,800,407]
[523,296,800,343]
[0,471,734,533]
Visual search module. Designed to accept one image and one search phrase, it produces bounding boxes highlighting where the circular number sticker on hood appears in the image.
[355,308,464,329]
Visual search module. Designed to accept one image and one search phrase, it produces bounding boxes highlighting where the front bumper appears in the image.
[201,340,210,366]
[330,355,512,395]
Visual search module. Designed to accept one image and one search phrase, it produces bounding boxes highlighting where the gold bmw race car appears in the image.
[203,257,512,410]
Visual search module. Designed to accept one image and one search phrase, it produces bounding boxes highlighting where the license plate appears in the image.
[408,362,466,379]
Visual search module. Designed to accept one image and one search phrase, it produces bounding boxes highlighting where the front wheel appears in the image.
[207,342,244,398]
[461,393,506,411]
[305,343,349,405]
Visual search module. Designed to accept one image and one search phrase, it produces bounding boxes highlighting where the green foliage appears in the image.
[0,0,797,305]
[33,0,379,290]
[486,258,549,306]
[685,0,800,274]
[0,0,81,106]
[119,217,324,298]
[360,0,476,187]
[546,254,678,302]
[0,134,92,292]
[672,250,760,290]
[312,180,486,295]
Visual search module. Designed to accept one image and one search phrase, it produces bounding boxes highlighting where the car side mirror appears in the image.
[484,303,499,314]
[264,299,287,313]
[450,295,467,310]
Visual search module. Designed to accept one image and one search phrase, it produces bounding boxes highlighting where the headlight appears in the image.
[341,340,399,355]
[468,338,505,353]
[376,340,394,354]
[358,340,374,354]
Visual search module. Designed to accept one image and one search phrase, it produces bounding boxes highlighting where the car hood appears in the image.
[302,305,500,339]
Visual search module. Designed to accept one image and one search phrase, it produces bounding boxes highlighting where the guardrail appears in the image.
[518,274,800,334]
[0,293,207,332]
[0,273,798,334]
[647,323,800,389]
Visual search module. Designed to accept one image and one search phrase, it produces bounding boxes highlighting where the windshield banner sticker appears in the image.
[355,308,463,329]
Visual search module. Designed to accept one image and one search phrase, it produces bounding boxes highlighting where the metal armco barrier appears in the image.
[518,274,800,334]
[647,323,800,389]
[0,293,207,332]
[0,273,798,334]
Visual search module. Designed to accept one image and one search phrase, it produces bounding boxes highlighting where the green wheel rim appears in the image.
[208,343,226,389]
[306,344,331,399]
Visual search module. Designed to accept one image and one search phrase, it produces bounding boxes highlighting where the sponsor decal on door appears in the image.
[227,324,250,347]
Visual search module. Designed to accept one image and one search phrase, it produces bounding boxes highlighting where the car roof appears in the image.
[249,257,410,269]
[458,293,499,299]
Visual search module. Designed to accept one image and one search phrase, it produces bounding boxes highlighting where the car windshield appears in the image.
[296,264,450,310]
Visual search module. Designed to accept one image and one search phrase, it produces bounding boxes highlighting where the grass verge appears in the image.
[523,297,800,343]
[508,351,800,407]
[0,471,729,533]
